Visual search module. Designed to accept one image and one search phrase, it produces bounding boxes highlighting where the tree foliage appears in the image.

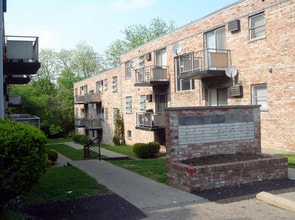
[104,17,175,68]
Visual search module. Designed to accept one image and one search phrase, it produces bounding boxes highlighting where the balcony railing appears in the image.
[11,114,40,128]
[179,48,231,79]
[85,93,101,103]
[135,65,169,86]
[85,119,102,130]
[75,118,85,127]
[3,36,41,75]
[136,112,165,130]
[8,95,21,106]
[74,93,101,104]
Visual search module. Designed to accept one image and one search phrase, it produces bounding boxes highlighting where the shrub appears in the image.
[46,150,58,163]
[0,120,47,208]
[72,134,93,146]
[133,142,160,159]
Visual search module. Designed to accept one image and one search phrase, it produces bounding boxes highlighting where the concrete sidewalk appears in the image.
[54,142,295,219]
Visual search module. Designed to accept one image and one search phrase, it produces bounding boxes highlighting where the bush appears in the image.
[133,142,160,159]
[72,134,93,146]
[46,150,58,163]
[0,120,47,208]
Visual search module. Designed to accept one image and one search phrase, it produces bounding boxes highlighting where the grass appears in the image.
[22,166,108,205]
[46,144,100,160]
[277,154,295,168]
[110,158,167,184]
[47,137,73,144]
[101,144,135,157]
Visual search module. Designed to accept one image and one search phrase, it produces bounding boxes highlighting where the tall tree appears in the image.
[103,17,175,68]
[71,42,105,79]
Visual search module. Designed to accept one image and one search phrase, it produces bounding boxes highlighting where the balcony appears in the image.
[85,93,101,103]
[74,93,101,104]
[6,75,30,84]
[178,49,231,79]
[85,119,102,130]
[136,112,165,131]
[3,36,41,75]
[75,118,85,127]
[11,114,40,128]
[134,65,169,87]
[74,95,85,104]
[8,95,21,107]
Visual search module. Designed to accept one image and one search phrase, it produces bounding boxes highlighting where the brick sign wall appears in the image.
[165,106,261,162]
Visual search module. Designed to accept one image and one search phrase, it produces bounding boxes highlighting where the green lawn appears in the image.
[46,144,100,160]
[47,137,73,144]
[22,166,108,205]
[277,154,295,168]
[110,158,167,184]
[101,144,135,157]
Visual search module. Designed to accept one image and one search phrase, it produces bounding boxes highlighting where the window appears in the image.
[155,49,167,67]
[127,130,132,139]
[113,108,119,121]
[126,96,132,113]
[125,61,132,78]
[175,57,195,91]
[249,12,265,40]
[96,80,103,94]
[112,76,118,93]
[207,88,228,106]
[103,79,108,91]
[252,84,267,109]
[206,27,225,50]
[104,108,108,120]
[140,95,146,110]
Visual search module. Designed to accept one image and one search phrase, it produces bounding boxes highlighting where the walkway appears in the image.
[53,142,295,219]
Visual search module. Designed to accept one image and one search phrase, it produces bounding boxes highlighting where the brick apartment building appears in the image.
[74,0,295,152]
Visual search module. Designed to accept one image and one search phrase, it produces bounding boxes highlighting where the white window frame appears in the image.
[252,84,267,110]
[125,61,132,79]
[140,95,146,110]
[175,56,195,91]
[126,96,132,114]
[103,79,108,91]
[112,76,118,93]
[249,12,265,40]
[96,80,103,94]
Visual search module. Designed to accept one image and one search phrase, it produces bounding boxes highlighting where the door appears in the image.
[208,88,227,106]
[205,27,226,69]
[155,93,167,114]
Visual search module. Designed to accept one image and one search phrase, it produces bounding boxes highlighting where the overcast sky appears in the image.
[4,0,239,53]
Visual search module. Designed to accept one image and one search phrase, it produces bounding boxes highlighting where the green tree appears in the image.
[71,42,105,79]
[103,17,175,68]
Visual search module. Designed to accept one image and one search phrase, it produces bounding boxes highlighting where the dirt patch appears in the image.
[182,153,272,166]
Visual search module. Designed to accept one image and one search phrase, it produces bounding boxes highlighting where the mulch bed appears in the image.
[21,193,147,220]
[182,153,272,166]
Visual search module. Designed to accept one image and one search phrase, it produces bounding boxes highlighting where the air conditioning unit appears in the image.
[229,85,243,97]
[145,53,151,61]
[228,19,240,33]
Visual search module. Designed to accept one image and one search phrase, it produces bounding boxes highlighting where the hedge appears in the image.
[0,120,47,208]
[133,142,160,159]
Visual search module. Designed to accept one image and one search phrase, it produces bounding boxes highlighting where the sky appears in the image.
[4,0,240,53]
